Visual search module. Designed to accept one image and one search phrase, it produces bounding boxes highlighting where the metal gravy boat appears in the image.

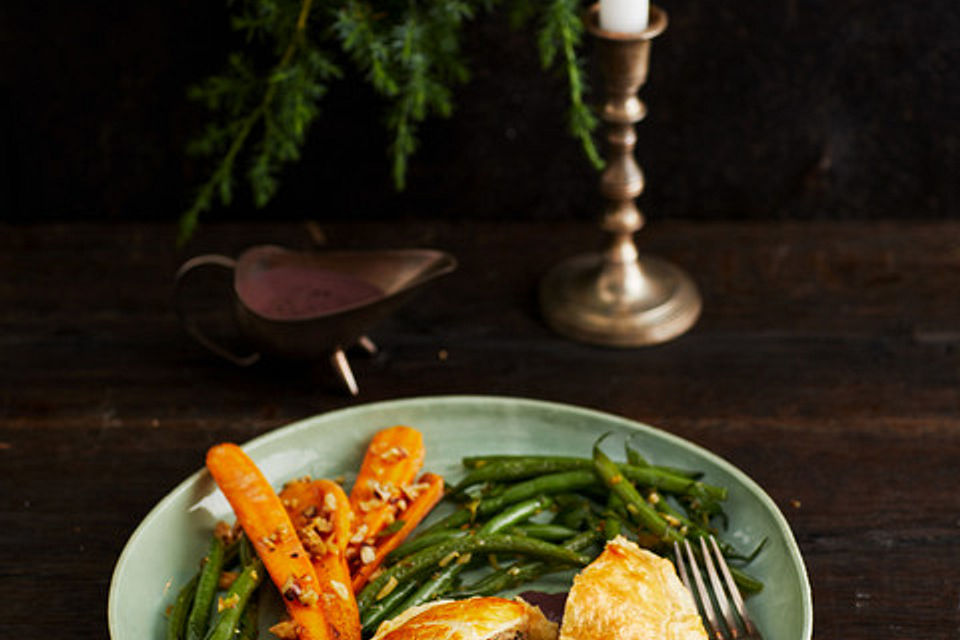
[174,245,456,395]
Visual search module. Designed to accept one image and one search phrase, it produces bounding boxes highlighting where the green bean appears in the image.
[480,472,595,516]
[204,559,265,640]
[551,492,591,509]
[454,457,720,501]
[166,575,198,640]
[730,565,764,594]
[556,501,592,530]
[463,455,598,468]
[535,527,598,558]
[185,536,226,640]
[422,471,597,534]
[602,494,626,541]
[456,560,565,597]
[394,562,463,613]
[360,578,420,633]
[602,515,622,540]
[550,528,601,552]
[236,596,259,640]
[593,441,681,544]
[478,496,552,535]
[553,493,602,531]
[452,458,589,490]
[624,437,650,467]
[623,437,707,479]
[357,534,592,611]
[418,509,473,534]
[508,523,579,541]
[388,528,470,562]
[451,482,508,503]
[238,532,255,567]
[621,466,725,502]
[457,529,601,597]
[649,491,721,544]
[481,484,509,498]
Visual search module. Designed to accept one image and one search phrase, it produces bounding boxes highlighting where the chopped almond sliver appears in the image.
[310,516,333,533]
[438,551,460,567]
[330,580,351,601]
[324,492,338,512]
[402,482,430,502]
[376,575,399,601]
[218,570,239,590]
[372,482,394,502]
[349,524,369,545]
[358,498,383,513]
[379,446,410,463]
[360,545,376,565]
[269,620,300,640]
[213,520,236,545]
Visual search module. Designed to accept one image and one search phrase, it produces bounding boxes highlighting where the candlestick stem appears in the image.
[540,4,701,346]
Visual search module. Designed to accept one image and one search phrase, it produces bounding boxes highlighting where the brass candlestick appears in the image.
[540,4,701,346]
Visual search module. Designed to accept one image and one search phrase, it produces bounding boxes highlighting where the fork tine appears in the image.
[698,537,740,638]
[707,536,763,639]
[677,539,724,639]
[673,541,693,594]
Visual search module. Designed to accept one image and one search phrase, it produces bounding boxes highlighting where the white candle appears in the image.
[599,0,649,33]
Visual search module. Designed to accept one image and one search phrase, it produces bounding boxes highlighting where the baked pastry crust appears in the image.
[559,536,707,640]
[372,597,558,640]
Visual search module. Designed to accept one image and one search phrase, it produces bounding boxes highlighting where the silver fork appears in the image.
[673,536,764,640]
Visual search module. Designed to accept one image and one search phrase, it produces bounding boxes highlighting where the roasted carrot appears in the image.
[282,478,352,551]
[280,478,361,640]
[351,472,445,592]
[206,443,331,640]
[349,426,425,545]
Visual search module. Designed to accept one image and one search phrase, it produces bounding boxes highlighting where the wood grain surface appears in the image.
[2,220,959,639]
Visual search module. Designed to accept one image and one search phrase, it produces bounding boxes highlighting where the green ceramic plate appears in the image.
[109,395,812,640]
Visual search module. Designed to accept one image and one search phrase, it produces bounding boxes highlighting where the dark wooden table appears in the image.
[3,220,959,639]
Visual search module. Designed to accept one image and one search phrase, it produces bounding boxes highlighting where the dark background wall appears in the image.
[1,1,959,225]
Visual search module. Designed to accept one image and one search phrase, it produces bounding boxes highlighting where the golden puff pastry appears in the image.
[372,597,558,640]
[559,536,707,640]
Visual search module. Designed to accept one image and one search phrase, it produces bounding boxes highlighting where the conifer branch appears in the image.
[181,0,602,241]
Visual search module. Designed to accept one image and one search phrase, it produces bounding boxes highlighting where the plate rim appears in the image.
[108,394,813,640]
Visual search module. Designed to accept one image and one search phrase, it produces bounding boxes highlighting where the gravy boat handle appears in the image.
[174,254,261,367]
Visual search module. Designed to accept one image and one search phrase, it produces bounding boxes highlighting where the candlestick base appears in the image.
[540,251,700,347]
